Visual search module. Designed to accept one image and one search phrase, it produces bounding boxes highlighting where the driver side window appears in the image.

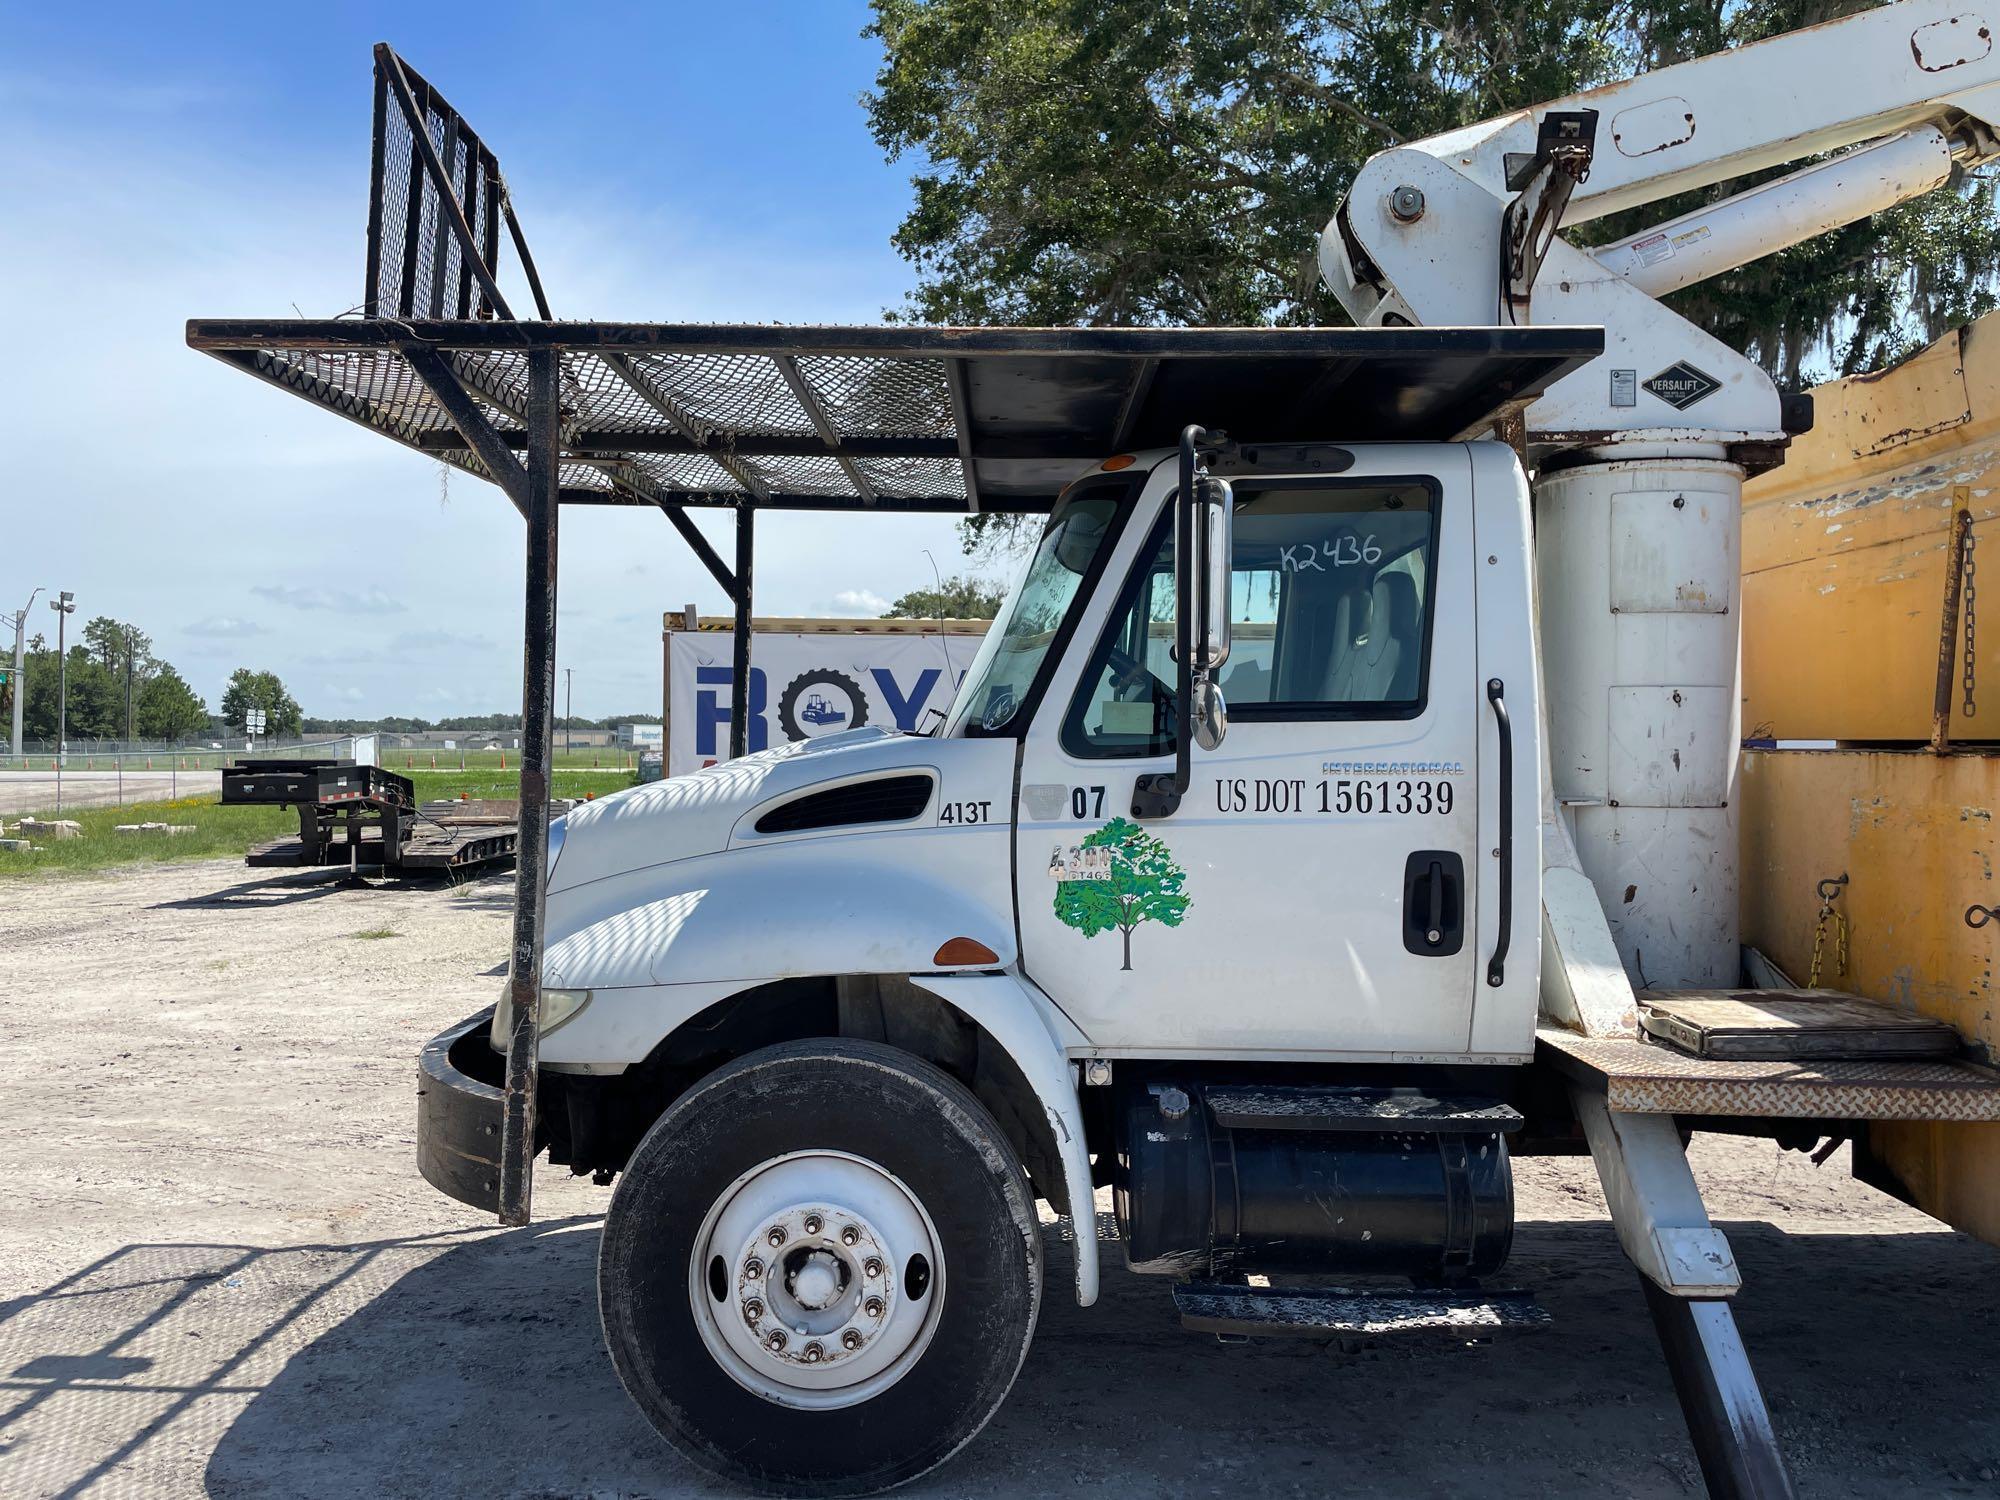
[1062,479,1438,758]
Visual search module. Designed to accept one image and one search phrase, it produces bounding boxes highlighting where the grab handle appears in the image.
[1486,678,1512,989]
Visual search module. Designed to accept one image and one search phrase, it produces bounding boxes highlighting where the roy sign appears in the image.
[666,628,988,776]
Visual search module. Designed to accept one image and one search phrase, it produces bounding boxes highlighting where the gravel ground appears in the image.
[3,858,1998,1499]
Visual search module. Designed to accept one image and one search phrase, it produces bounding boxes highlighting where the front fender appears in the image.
[542,834,1016,990]
[906,972,1100,1308]
[534,966,1100,1307]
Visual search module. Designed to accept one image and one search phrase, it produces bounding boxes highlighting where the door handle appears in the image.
[1402,851,1464,956]
[1486,677,1512,988]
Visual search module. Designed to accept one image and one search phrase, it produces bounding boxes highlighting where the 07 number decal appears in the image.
[1071,785,1106,819]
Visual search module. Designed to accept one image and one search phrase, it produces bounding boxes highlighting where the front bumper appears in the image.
[417,1008,508,1212]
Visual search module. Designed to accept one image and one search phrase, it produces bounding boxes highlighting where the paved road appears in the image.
[0,768,221,815]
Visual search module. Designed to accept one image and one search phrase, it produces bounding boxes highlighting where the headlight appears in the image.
[490,986,593,1052]
[540,987,591,1032]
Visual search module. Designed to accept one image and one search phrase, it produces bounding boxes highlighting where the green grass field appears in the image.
[0,768,639,879]
[0,746,646,774]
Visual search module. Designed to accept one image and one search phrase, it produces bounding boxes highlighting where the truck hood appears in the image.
[547,726,983,895]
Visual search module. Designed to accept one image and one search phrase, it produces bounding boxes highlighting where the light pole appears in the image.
[8,586,42,761]
[565,668,574,754]
[50,591,75,809]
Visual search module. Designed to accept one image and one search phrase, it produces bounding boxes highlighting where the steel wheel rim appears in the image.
[687,1149,946,1410]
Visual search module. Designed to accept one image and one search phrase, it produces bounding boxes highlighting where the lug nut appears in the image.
[765,1329,788,1352]
[803,1213,823,1235]
[864,1296,885,1318]
[767,1225,787,1247]
[841,1329,864,1350]
[744,1298,764,1322]
[744,1258,763,1280]
[840,1225,860,1246]
[863,1257,883,1279]
[803,1342,824,1363]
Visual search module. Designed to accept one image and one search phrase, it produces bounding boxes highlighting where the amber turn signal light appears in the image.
[933,936,1000,967]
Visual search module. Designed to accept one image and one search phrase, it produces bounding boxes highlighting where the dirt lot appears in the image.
[3,858,1998,1499]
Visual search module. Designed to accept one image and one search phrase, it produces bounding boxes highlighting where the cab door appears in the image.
[1014,448,1480,1057]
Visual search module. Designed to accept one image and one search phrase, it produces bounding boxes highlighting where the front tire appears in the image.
[599,1039,1043,1495]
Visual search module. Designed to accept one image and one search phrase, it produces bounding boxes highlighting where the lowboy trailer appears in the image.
[226,757,522,876]
[189,23,2000,1497]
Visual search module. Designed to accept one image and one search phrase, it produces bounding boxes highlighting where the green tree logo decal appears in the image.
[1053,817,1191,971]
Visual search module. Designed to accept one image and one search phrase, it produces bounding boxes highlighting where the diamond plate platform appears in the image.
[1203,1085,1523,1133]
[1538,1026,2000,1120]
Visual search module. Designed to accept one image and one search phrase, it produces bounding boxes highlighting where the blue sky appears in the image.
[0,2,986,721]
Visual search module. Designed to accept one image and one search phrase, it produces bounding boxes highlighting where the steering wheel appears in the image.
[1103,642,1162,700]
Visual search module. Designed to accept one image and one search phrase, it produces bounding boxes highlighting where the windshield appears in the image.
[945,486,1124,735]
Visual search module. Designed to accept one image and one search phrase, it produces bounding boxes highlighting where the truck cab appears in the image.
[419,432,1546,1492]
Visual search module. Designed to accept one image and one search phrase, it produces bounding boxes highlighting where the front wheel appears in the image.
[599,1039,1044,1495]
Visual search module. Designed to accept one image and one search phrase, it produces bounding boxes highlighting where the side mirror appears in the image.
[1133,426,1229,819]
[1194,476,1233,675]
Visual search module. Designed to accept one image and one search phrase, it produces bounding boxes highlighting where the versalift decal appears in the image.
[1642,361,1721,410]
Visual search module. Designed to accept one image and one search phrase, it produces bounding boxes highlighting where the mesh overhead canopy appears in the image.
[191,323,1606,513]
[195,45,1604,513]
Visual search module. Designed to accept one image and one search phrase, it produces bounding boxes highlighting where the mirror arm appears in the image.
[1132,424,1208,820]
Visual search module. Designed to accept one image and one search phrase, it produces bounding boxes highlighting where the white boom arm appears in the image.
[1321,0,2000,1000]
[1324,0,2000,442]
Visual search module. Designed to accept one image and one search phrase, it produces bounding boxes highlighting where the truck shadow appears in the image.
[147,866,518,911]
[5,1215,1995,1498]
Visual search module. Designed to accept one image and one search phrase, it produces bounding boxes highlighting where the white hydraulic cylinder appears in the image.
[1591,126,1958,297]
[1535,455,1744,988]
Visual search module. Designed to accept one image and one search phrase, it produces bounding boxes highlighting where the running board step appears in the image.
[1201,1084,1523,1133]
[1174,1281,1550,1337]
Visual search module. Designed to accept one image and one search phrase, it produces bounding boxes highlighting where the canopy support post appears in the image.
[730,505,755,761]
[498,346,562,1228]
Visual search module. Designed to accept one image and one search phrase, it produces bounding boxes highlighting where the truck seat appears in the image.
[1326,572,1417,702]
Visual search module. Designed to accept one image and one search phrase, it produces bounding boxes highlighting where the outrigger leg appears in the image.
[1571,1090,1796,1500]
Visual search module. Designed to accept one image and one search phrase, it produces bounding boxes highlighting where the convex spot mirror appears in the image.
[1192,678,1228,751]
[1052,503,1111,574]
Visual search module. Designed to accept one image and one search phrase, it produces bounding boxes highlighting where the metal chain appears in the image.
[1963,523,1978,718]
[1807,874,1849,989]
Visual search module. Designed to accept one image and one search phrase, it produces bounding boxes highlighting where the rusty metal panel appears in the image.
[1739,746,2000,1242]
[1610,488,1735,613]
[1741,316,1997,742]
[1608,686,1734,805]
[1740,749,1998,1050]
[1538,1029,2000,1120]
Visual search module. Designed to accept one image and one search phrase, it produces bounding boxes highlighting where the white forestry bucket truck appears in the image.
[183,6,2000,1497]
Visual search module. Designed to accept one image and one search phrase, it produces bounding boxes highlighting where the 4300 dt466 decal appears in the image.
[1215,777,1455,815]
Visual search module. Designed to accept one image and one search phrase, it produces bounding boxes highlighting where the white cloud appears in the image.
[824,589,891,617]
[390,629,492,652]
[251,585,406,616]
[183,616,267,638]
